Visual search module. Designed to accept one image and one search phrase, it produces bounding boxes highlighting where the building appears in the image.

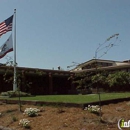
[0,66,74,95]
[71,59,130,72]
[71,59,130,92]
[0,58,130,95]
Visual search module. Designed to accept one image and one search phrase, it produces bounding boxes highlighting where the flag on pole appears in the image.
[0,15,13,37]
[0,34,13,59]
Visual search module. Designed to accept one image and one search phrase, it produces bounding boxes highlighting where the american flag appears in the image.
[0,15,13,37]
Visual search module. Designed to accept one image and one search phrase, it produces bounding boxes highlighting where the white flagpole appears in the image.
[13,9,17,91]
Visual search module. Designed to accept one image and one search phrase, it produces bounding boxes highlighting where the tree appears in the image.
[106,71,130,87]
[69,71,94,94]
[91,73,107,85]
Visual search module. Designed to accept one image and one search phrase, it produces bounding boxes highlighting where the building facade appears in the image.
[0,59,130,95]
[0,66,74,95]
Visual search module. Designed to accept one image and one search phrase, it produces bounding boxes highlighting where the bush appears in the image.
[1,91,31,97]
[19,119,30,128]
[24,108,40,117]
[0,92,9,96]
[84,105,101,115]
[77,88,92,95]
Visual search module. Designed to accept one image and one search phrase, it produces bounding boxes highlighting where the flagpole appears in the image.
[13,9,17,91]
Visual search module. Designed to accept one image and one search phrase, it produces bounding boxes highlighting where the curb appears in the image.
[0,97,130,108]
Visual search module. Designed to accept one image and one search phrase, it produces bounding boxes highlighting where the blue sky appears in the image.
[0,0,130,70]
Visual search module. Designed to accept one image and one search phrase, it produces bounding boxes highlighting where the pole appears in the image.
[13,9,21,112]
[95,51,102,121]
[13,9,17,91]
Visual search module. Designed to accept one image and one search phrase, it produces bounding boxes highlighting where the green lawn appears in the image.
[4,92,130,104]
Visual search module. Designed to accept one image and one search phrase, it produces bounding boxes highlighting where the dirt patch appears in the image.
[0,101,130,130]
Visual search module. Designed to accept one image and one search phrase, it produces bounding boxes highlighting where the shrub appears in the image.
[0,92,9,96]
[24,108,40,117]
[84,105,101,115]
[19,119,30,128]
[1,91,31,97]
[12,116,18,122]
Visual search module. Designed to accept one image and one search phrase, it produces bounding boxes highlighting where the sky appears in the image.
[0,0,130,70]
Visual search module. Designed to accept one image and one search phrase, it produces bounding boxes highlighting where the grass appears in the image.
[1,92,130,104]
